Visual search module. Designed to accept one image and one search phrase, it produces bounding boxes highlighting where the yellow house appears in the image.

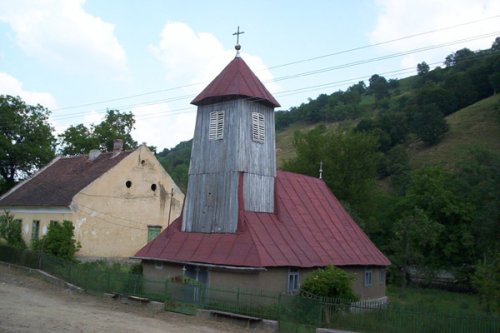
[0,142,184,260]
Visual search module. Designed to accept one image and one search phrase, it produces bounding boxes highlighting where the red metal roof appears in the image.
[0,151,132,207]
[191,56,280,108]
[134,171,390,268]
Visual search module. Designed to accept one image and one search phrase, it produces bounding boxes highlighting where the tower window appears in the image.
[209,111,224,140]
[252,112,265,143]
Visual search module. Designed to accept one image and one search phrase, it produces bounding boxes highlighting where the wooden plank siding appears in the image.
[182,99,276,233]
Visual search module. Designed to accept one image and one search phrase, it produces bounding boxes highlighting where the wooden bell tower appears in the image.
[182,35,280,233]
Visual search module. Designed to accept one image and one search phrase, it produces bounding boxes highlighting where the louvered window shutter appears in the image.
[252,112,265,143]
[209,111,224,140]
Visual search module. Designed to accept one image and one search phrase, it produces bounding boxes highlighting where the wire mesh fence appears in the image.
[0,245,498,333]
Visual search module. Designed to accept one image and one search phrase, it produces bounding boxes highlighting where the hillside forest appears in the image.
[1,38,499,307]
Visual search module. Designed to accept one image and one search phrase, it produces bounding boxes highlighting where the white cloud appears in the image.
[0,0,127,77]
[83,110,104,127]
[371,0,500,69]
[145,22,279,149]
[0,72,57,109]
[131,103,196,150]
[150,22,279,94]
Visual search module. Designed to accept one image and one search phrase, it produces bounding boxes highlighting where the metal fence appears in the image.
[0,245,498,333]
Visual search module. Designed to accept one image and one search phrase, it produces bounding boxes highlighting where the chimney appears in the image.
[113,139,124,152]
[89,149,101,161]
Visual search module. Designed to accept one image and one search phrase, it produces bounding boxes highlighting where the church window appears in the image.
[209,111,224,140]
[364,268,372,287]
[288,267,300,294]
[379,268,386,285]
[251,112,265,143]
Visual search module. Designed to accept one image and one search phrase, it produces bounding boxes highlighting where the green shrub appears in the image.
[34,220,80,260]
[300,265,358,301]
[0,210,26,249]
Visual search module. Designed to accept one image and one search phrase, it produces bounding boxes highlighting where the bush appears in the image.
[0,210,26,249]
[34,220,80,260]
[300,266,358,301]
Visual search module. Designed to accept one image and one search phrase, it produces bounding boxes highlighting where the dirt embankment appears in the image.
[0,264,259,333]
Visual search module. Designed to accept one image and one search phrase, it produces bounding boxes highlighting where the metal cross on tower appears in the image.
[233,26,245,51]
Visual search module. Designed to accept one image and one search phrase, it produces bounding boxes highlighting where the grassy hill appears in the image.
[408,94,500,169]
[276,95,500,171]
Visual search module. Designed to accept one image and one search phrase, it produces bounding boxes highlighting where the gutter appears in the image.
[130,256,267,272]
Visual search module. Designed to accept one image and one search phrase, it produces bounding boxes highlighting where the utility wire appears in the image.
[0,35,498,131]
[47,15,500,112]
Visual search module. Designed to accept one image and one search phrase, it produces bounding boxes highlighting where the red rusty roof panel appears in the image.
[134,171,390,268]
[191,56,280,108]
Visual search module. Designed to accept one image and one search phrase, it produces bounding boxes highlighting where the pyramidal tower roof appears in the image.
[191,55,280,108]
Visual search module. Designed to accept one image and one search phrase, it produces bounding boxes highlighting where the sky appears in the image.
[0,0,499,151]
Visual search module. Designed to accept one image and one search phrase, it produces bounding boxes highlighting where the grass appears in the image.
[409,94,500,169]
[276,95,500,173]
[387,285,490,316]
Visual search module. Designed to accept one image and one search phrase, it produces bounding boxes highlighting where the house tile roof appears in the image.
[0,151,132,207]
[191,56,280,108]
[134,171,390,268]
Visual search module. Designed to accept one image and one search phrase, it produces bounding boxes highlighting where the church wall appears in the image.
[344,266,387,300]
[141,262,386,301]
[188,99,275,176]
[182,171,240,233]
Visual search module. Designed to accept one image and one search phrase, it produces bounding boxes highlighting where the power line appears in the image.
[45,15,500,113]
[0,35,498,131]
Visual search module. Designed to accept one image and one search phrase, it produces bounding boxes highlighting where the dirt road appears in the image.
[0,264,259,333]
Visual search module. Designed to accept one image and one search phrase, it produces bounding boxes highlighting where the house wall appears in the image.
[142,262,386,300]
[5,207,73,245]
[71,146,184,259]
[5,146,184,259]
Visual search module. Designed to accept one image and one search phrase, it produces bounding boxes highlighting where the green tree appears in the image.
[472,254,500,313]
[390,208,444,291]
[0,95,56,193]
[93,109,137,152]
[300,265,358,301]
[284,126,380,218]
[399,168,475,274]
[58,124,98,155]
[417,62,430,76]
[455,147,500,262]
[410,103,449,145]
[34,221,80,260]
[368,74,390,102]
[0,210,26,249]
[58,109,137,155]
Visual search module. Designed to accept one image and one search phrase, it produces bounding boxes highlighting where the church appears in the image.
[134,39,390,301]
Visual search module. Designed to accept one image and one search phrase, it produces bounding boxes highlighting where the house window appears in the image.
[379,269,386,285]
[49,220,59,227]
[288,268,300,294]
[209,111,224,140]
[147,225,161,242]
[364,268,372,287]
[251,112,265,143]
[32,220,40,240]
